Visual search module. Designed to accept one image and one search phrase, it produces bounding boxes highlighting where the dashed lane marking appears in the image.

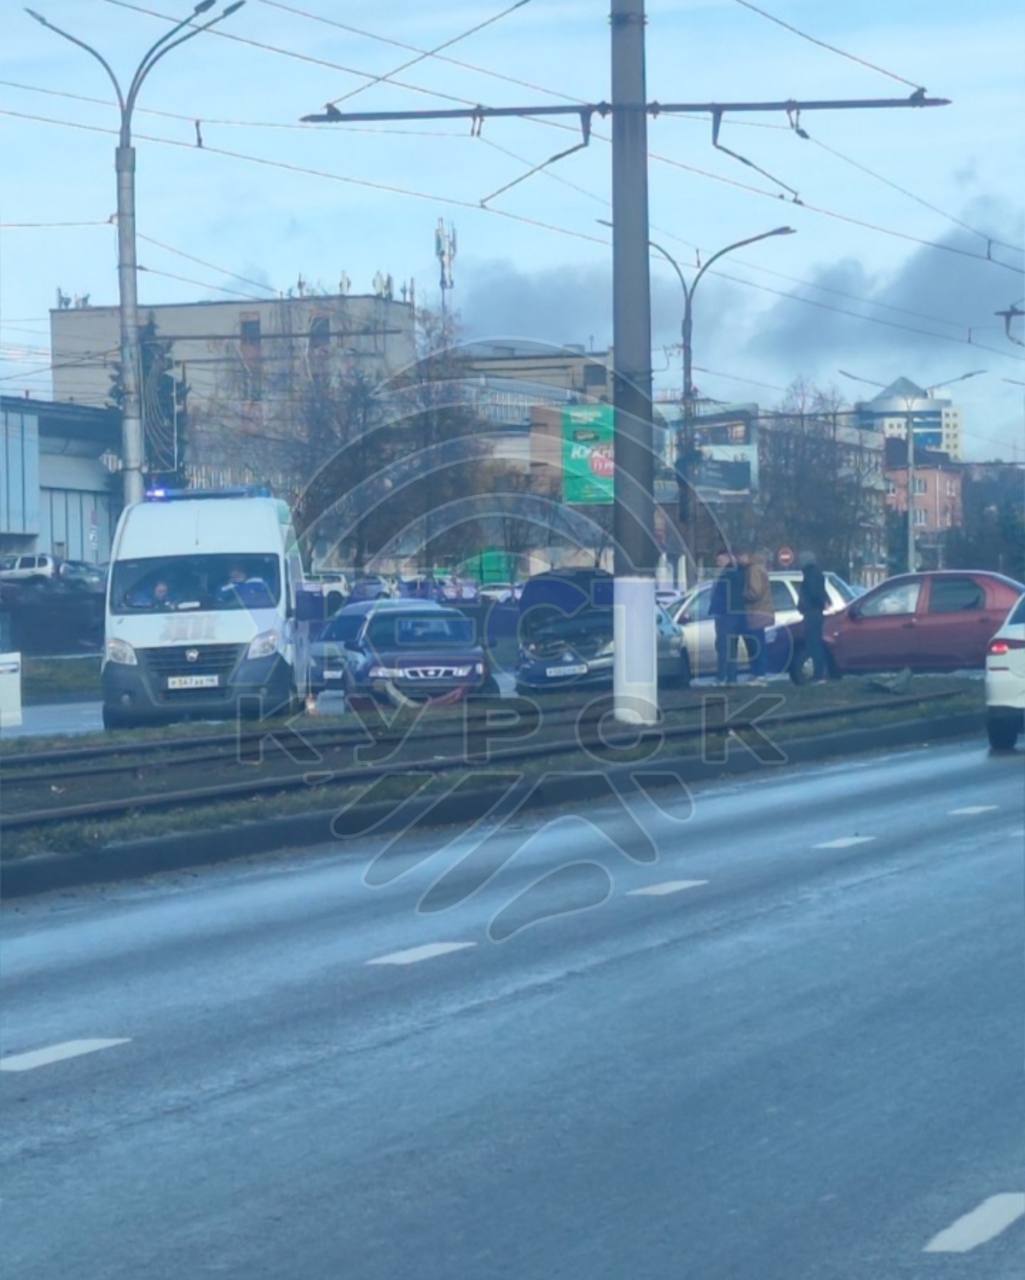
[0,1038,131,1073]
[366,941,477,966]
[814,836,876,849]
[627,880,709,897]
[948,805,1000,816]
[923,1193,1025,1253]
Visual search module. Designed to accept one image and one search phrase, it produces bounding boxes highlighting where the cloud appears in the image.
[456,257,742,352]
[745,197,1024,370]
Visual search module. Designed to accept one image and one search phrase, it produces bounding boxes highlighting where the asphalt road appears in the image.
[3,737,1023,1279]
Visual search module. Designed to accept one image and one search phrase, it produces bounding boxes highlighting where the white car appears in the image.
[671,570,856,680]
[0,553,59,583]
[985,594,1025,750]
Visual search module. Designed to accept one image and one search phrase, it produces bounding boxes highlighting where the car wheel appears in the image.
[663,650,691,688]
[102,705,137,730]
[789,643,812,686]
[986,713,1020,751]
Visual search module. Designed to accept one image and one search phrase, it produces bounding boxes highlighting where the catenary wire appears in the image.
[2,107,1021,365]
[731,0,924,91]
[328,0,532,108]
[77,8,1022,276]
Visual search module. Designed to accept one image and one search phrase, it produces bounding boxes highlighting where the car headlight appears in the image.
[595,640,615,658]
[474,662,485,675]
[368,665,403,679]
[105,637,137,666]
[765,627,778,643]
[247,630,279,660]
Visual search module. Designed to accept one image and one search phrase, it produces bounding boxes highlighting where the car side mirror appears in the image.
[344,638,361,652]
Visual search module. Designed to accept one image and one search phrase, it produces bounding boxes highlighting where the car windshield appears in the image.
[826,573,858,603]
[110,554,281,613]
[321,613,363,642]
[366,612,474,648]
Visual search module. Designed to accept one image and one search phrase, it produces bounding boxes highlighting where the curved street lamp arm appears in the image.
[691,227,793,297]
[25,9,124,112]
[128,6,244,122]
[648,239,691,307]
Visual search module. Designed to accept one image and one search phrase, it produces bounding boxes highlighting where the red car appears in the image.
[786,571,1025,683]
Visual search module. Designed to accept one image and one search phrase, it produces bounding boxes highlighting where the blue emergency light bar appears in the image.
[144,485,272,502]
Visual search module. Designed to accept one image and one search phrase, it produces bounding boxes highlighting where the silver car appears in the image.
[671,570,856,680]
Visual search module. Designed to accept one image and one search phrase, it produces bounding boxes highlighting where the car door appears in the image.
[831,578,923,672]
[655,604,680,670]
[674,584,715,676]
[914,576,992,669]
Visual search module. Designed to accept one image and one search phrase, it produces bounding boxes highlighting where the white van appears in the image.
[102,488,311,729]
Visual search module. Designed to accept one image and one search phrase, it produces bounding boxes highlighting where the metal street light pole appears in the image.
[26,1,246,506]
[839,368,985,573]
[648,228,793,581]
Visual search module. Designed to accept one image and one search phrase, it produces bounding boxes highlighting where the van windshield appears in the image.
[110,554,281,613]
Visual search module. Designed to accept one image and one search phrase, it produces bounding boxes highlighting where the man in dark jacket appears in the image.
[798,553,829,681]
[708,550,739,683]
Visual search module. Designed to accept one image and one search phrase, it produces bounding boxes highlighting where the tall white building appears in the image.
[49,292,417,495]
[853,376,963,459]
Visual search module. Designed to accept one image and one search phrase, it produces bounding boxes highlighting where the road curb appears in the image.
[1,710,985,898]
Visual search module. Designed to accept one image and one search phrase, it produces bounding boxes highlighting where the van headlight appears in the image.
[105,638,137,666]
[247,630,279,660]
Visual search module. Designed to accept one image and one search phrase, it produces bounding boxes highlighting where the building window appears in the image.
[913,476,927,495]
[309,316,330,351]
[885,479,896,495]
[240,318,261,347]
[913,507,927,526]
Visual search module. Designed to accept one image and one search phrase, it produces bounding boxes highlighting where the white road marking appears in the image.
[627,880,709,897]
[923,1193,1025,1253]
[948,805,999,816]
[0,1038,131,1073]
[814,836,876,849]
[366,941,476,966]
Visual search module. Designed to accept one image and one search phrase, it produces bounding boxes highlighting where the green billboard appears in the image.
[562,404,614,504]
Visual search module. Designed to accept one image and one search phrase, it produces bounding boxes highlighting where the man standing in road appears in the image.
[709,549,739,684]
[741,549,774,683]
[798,551,829,682]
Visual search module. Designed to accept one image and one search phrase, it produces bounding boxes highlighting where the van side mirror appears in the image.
[296,590,324,623]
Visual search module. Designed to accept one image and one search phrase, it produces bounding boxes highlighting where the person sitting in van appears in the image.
[217,562,273,608]
[127,576,175,609]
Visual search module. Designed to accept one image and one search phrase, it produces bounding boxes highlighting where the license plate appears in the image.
[323,670,343,680]
[167,674,220,690]
[545,663,588,677]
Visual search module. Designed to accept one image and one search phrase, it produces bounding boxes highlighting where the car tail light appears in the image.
[989,638,1025,655]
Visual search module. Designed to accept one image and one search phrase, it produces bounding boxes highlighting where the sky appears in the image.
[1,0,1023,458]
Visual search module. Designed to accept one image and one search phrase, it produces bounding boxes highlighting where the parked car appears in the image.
[782,570,1025,684]
[478,581,517,604]
[340,604,493,706]
[310,598,442,693]
[515,568,688,693]
[0,553,59,584]
[347,574,396,603]
[58,559,107,592]
[984,593,1025,750]
[671,570,855,680]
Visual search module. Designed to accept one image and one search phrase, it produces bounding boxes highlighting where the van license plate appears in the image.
[167,675,220,690]
[545,663,588,677]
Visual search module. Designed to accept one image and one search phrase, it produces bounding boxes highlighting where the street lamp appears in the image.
[599,220,795,580]
[839,367,985,573]
[26,1,247,505]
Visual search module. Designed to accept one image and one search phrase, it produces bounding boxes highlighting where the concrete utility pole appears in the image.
[840,368,985,574]
[609,0,657,724]
[27,1,246,507]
